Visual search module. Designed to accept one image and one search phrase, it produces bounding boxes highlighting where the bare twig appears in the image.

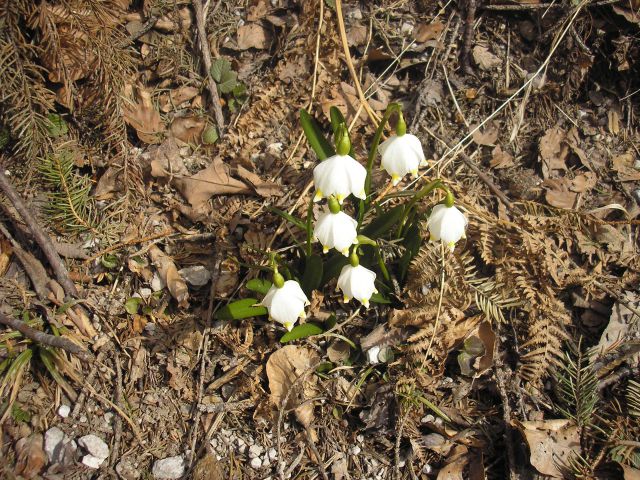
[494,332,519,480]
[110,351,124,468]
[0,311,93,362]
[462,0,477,74]
[0,166,78,298]
[483,0,619,10]
[192,0,225,130]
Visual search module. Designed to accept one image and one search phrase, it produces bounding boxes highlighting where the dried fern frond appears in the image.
[38,145,99,235]
[628,380,640,418]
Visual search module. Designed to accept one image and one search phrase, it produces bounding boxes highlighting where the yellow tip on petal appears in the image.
[343,296,351,303]
[323,246,329,253]
[299,310,306,319]
[362,298,370,308]
[341,248,349,256]
[410,169,418,177]
[313,190,323,202]
[447,241,456,252]
[337,194,345,204]
[284,322,293,331]
[358,189,366,198]
[391,174,401,186]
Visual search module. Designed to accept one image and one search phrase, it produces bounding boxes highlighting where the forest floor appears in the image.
[0,0,639,479]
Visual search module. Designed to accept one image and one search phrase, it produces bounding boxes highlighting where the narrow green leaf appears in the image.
[362,205,405,238]
[399,223,422,281]
[280,322,323,343]
[300,108,335,160]
[246,278,272,296]
[267,206,307,229]
[370,292,391,304]
[214,298,267,321]
[301,254,323,295]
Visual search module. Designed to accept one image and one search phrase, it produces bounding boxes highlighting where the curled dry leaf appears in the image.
[174,158,251,208]
[514,419,580,478]
[160,85,200,112]
[539,127,569,179]
[471,122,499,146]
[169,116,207,144]
[414,22,445,42]
[490,145,514,169]
[612,152,640,182]
[122,84,165,144]
[266,345,319,428]
[148,244,189,307]
[596,292,639,356]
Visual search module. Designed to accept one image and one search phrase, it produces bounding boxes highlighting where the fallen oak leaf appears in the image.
[174,158,251,207]
[122,84,165,144]
[236,165,283,197]
[15,434,46,479]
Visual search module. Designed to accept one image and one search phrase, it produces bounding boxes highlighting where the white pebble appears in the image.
[250,457,262,470]
[267,447,277,461]
[248,444,263,459]
[356,434,364,443]
[57,405,70,418]
[152,455,186,479]
[350,446,361,456]
[78,435,109,461]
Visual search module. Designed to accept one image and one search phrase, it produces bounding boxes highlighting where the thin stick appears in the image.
[0,312,93,362]
[422,243,446,367]
[192,0,225,130]
[335,0,380,125]
[0,167,78,298]
[462,0,477,74]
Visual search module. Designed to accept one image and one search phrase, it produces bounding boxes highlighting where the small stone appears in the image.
[356,435,364,443]
[57,405,71,418]
[44,427,65,462]
[250,457,262,470]
[116,457,141,480]
[248,444,263,459]
[178,266,211,286]
[366,346,381,364]
[151,273,164,292]
[350,446,361,456]
[262,456,271,467]
[82,454,106,469]
[267,447,277,461]
[79,415,88,423]
[78,435,109,461]
[104,412,115,425]
[139,288,152,299]
[421,415,435,424]
[152,455,186,479]
[422,463,433,474]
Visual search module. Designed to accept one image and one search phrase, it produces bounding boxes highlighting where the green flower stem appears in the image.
[375,247,391,283]
[305,195,314,256]
[358,103,403,224]
[354,238,390,283]
[396,179,455,238]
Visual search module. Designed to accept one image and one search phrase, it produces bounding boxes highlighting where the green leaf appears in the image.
[124,297,142,315]
[232,83,247,100]
[280,322,323,343]
[267,206,307,229]
[11,404,31,423]
[218,70,238,94]
[100,254,119,269]
[210,58,231,83]
[214,298,267,321]
[46,113,68,137]
[399,222,422,281]
[202,126,219,145]
[362,205,405,238]
[300,108,335,161]
[370,292,391,304]
[321,254,349,284]
[246,278,272,296]
[301,254,323,295]
[329,107,346,136]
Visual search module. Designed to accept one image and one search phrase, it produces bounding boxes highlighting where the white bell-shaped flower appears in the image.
[337,263,377,308]
[379,133,427,186]
[313,208,358,256]
[313,154,367,204]
[427,204,468,251]
[260,279,309,331]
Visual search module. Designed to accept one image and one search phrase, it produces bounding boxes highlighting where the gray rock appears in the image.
[44,427,66,463]
[248,444,263,459]
[152,455,186,479]
[178,266,211,286]
[82,454,106,469]
[78,434,109,461]
[267,447,277,461]
[250,457,262,470]
[116,458,141,480]
[57,405,71,418]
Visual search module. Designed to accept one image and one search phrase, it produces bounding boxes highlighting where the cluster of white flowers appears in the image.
[260,114,468,331]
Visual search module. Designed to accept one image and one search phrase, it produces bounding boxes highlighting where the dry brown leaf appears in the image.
[612,152,640,182]
[471,122,499,146]
[619,464,640,480]
[122,84,165,144]
[514,419,580,478]
[539,127,569,178]
[437,445,469,480]
[613,4,640,24]
[414,22,445,42]
[266,345,319,428]
[596,292,639,356]
[544,178,577,209]
[569,173,596,193]
[347,23,368,47]
[215,258,239,298]
[169,116,206,144]
[490,145,514,169]
[193,453,225,480]
[15,434,46,479]
[237,23,272,50]
[236,165,283,197]
[175,159,251,207]
[160,85,200,112]
[474,321,496,375]
[148,244,189,307]
[473,45,502,71]
[327,339,350,363]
